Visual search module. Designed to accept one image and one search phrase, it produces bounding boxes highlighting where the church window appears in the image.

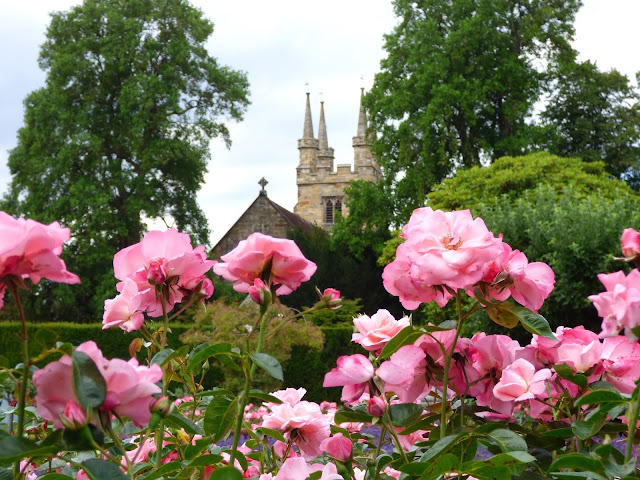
[335,199,342,217]
[325,200,334,224]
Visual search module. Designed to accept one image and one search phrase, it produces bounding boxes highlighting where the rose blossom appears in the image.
[102,278,145,332]
[588,269,640,339]
[480,243,555,312]
[33,341,162,428]
[493,358,552,403]
[213,233,316,295]
[376,345,429,403]
[323,354,374,404]
[383,208,503,309]
[352,309,410,352]
[0,211,80,308]
[110,229,215,321]
[320,433,352,462]
[621,228,640,261]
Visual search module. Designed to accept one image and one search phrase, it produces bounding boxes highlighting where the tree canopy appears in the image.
[2,0,250,319]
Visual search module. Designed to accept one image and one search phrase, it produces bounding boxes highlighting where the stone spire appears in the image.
[303,92,314,139]
[318,101,328,149]
[356,87,367,138]
[317,100,335,170]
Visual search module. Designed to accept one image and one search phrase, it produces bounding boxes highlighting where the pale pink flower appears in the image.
[269,387,307,407]
[111,229,215,319]
[352,309,410,352]
[376,345,429,403]
[320,433,352,462]
[383,208,503,305]
[102,278,145,332]
[262,401,331,460]
[323,354,374,403]
[621,228,640,260]
[589,270,640,339]
[493,359,552,403]
[213,233,316,295]
[480,243,555,312]
[396,427,428,451]
[0,211,80,307]
[595,336,640,394]
[33,341,162,428]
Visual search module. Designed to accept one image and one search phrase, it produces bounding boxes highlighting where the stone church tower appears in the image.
[294,89,382,228]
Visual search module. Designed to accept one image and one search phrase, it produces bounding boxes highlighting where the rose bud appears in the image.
[147,260,168,285]
[367,396,386,417]
[59,401,88,430]
[249,278,271,305]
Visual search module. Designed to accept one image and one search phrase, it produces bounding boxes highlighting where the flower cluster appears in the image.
[383,207,555,311]
[103,229,216,331]
[32,341,163,428]
[0,211,80,308]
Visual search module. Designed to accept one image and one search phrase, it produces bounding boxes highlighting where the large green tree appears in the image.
[365,0,581,223]
[2,0,250,320]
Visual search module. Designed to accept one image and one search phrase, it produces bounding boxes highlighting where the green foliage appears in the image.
[428,152,637,213]
[479,185,640,331]
[539,59,640,181]
[285,226,403,318]
[180,300,324,393]
[365,0,580,224]
[303,298,362,327]
[1,0,250,321]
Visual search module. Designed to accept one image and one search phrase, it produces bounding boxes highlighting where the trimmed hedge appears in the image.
[0,322,356,403]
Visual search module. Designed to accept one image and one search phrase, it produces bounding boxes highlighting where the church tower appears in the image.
[294,90,381,229]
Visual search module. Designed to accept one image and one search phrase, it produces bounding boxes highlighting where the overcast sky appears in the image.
[1,0,639,247]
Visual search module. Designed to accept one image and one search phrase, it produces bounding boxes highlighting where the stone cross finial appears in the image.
[259,177,268,190]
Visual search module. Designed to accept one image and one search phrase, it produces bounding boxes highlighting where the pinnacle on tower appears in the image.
[357,87,367,138]
[318,101,328,149]
[303,92,314,139]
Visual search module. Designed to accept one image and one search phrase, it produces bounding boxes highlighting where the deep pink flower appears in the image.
[588,270,640,339]
[352,309,410,352]
[320,433,352,462]
[33,341,162,428]
[480,243,555,312]
[111,229,215,320]
[621,228,640,260]
[367,396,386,417]
[248,278,270,305]
[0,212,80,307]
[383,208,502,309]
[321,288,341,308]
[493,359,552,403]
[213,233,316,296]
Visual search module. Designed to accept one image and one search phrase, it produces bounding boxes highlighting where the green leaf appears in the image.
[333,410,374,424]
[550,453,606,474]
[485,429,527,452]
[554,364,588,388]
[379,326,424,359]
[255,427,287,443]
[186,343,234,373]
[0,467,13,480]
[247,390,283,404]
[72,351,107,411]
[81,459,128,480]
[208,467,243,480]
[419,434,462,464]
[249,352,283,381]
[151,348,175,366]
[575,389,627,406]
[164,411,204,436]
[572,418,606,441]
[514,307,557,340]
[0,436,59,462]
[484,451,537,465]
[487,304,520,329]
[138,461,181,480]
[34,328,58,347]
[184,454,224,468]
[37,475,76,480]
[388,402,424,427]
[203,395,238,442]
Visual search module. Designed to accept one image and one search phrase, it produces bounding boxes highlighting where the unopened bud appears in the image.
[249,278,271,305]
[319,287,341,309]
[150,396,174,418]
[367,396,386,417]
[59,401,88,430]
[147,260,168,286]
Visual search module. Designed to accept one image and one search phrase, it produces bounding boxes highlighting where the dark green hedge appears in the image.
[0,323,358,403]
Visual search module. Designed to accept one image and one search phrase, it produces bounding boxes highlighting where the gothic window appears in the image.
[334,199,342,217]
[323,197,344,225]
[325,200,334,224]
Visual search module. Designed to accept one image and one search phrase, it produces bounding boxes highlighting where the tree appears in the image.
[538,59,640,181]
[364,0,581,224]
[2,0,250,320]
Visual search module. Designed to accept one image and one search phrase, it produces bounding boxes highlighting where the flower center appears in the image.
[441,234,463,250]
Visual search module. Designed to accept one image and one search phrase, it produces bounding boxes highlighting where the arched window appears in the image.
[334,199,342,218]
[325,199,334,224]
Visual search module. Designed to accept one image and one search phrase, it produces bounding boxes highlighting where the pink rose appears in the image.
[595,336,640,394]
[480,243,555,312]
[321,288,341,308]
[110,229,215,321]
[367,396,386,417]
[213,233,316,296]
[621,228,640,260]
[248,278,271,305]
[323,354,374,403]
[493,358,552,403]
[32,341,162,428]
[588,270,640,340]
[320,433,352,462]
[102,278,145,332]
[0,212,80,307]
[383,208,502,308]
[352,309,410,352]
[376,345,429,403]
[269,387,307,407]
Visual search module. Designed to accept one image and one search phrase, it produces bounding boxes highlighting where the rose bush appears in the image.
[2,210,640,480]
